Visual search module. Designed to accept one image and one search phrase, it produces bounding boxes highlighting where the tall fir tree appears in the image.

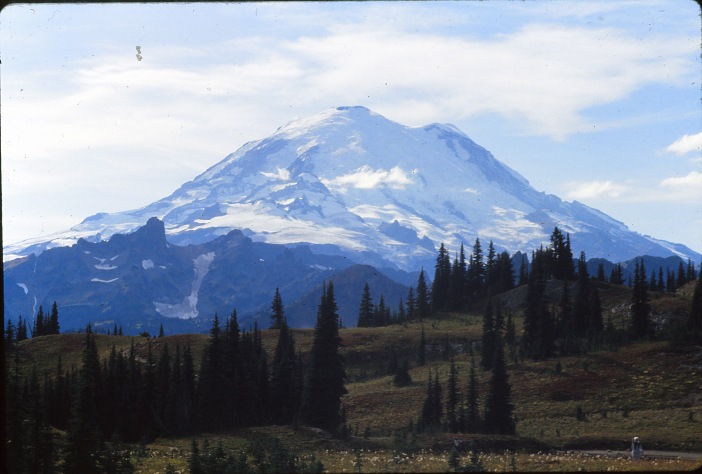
[480,300,496,370]
[482,332,516,435]
[357,283,374,327]
[270,316,300,425]
[464,356,481,433]
[466,238,485,302]
[521,248,555,360]
[406,286,416,321]
[688,271,702,342]
[432,243,452,311]
[416,269,431,320]
[63,330,103,473]
[445,358,460,433]
[301,282,347,432]
[270,288,285,330]
[631,260,652,340]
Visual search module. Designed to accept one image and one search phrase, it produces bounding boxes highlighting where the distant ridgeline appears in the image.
[3,219,700,337]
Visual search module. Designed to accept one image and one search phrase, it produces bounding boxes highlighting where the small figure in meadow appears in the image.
[631,436,643,460]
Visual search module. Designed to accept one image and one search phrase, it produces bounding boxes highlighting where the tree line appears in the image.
[4,283,346,473]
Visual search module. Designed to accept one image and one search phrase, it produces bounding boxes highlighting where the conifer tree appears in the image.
[521,248,554,360]
[406,286,416,320]
[464,356,481,433]
[417,323,427,367]
[64,330,103,472]
[445,358,460,433]
[631,260,652,339]
[466,238,485,302]
[677,261,687,289]
[482,332,515,435]
[597,262,607,282]
[197,313,227,431]
[688,271,702,342]
[432,243,452,311]
[416,269,431,320]
[480,300,496,370]
[494,251,515,294]
[357,283,374,327]
[518,257,529,287]
[573,252,591,336]
[16,316,28,341]
[686,258,697,282]
[48,301,60,334]
[33,305,45,337]
[270,288,285,330]
[447,245,467,310]
[301,282,347,432]
[270,315,300,425]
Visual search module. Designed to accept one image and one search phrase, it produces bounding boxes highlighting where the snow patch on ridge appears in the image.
[153,252,215,319]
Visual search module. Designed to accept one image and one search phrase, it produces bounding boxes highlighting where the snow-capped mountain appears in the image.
[4,106,701,270]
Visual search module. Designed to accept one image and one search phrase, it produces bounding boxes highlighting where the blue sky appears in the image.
[2,1,701,255]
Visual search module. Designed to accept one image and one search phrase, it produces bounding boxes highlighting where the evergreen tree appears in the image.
[432,243,452,311]
[158,323,165,337]
[33,305,45,337]
[16,316,28,341]
[494,251,516,294]
[270,287,285,330]
[518,257,529,287]
[417,323,427,367]
[357,283,374,327]
[688,271,702,342]
[48,301,60,335]
[558,279,578,355]
[416,269,431,320]
[480,300,496,370]
[64,331,104,473]
[521,248,555,360]
[406,286,416,321]
[573,252,591,336]
[597,262,607,282]
[464,356,481,433]
[550,227,574,280]
[393,359,412,387]
[677,261,687,289]
[686,259,697,282]
[445,358,460,433]
[485,240,497,291]
[447,245,467,310]
[270,316,300,425]
[419,369,442,432]
[610,263,624,285]
[5,318,15,347]
[301,282,347,432]
[631,260,652,340]
[482,332,515,435]
[466,238,485,302]
[197,313,227,432]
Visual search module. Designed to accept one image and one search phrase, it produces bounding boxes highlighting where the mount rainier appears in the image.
[5,105,699,270]
[4,106,701,332]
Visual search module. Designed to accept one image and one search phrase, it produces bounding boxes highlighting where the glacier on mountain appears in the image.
[4,105,700,270]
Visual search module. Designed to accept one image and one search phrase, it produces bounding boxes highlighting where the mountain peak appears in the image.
[4,107,701,269]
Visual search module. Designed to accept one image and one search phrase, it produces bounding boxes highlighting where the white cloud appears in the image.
[665,132,702,156]
[566,180,628,200]
[322,166,414,191]
[660,171,702,196]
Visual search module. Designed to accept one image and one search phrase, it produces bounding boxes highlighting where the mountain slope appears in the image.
[3,218,409,333]
[4,106,700,271]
